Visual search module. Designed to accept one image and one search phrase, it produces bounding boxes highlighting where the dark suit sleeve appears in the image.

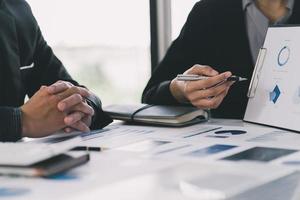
[25,8,112,129]
[85,95,113,130]
[0,108,22,142]
[142,2,213,105]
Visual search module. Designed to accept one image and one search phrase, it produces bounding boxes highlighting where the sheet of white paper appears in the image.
[68,161,295,200]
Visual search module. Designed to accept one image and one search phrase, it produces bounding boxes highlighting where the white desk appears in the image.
[2,119,300,200]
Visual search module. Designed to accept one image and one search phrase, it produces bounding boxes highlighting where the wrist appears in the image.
[170,79,189,103]
[20,106,32,137]
[85,98,96,127]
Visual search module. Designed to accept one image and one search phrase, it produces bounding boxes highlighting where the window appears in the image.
[171,0,199,40]
[27,0,151,106]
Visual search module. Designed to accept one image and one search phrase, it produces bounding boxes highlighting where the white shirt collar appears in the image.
[242,0,294,11]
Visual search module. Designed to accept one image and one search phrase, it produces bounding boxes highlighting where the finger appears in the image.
[56,86,90,101]
[193,89,229,109]
[69,121,90,132]
[187,81,232,102]
[71,103,95,116]
[64,112,86,126]
[187,65,219,77]
[64,127,76,133]
[58,94,84,111]
[81,115,92,128]
[186,71,232,91]
[40,85,47,90]
[38,86,53,98]
[210,90,229,109]
[47,81,73,94]
[65,115,92,131]
[199,71,232,89]
[228,81,235,86]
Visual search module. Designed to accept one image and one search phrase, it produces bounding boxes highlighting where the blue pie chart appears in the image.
[277,46,290,66]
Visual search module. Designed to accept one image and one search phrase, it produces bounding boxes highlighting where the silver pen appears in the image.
[176,74,248,82]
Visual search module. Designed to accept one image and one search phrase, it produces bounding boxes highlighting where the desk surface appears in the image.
[2,119,300,200]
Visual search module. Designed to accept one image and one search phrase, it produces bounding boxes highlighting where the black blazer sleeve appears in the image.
[142,2,214,105]
[0,108,22,142]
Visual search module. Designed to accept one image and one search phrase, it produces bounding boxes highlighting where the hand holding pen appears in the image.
[170,65,244,110]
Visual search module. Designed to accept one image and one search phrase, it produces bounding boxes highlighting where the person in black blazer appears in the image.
[143,0,298,119]
[0,0,112,142]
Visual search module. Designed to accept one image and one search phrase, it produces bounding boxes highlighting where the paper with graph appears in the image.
[245,26,300,132]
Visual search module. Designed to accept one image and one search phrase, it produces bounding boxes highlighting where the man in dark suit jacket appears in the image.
[0,0,112,142]
[143,0,298,119]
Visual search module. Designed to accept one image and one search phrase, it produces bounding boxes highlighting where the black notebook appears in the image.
[103,104,208,127]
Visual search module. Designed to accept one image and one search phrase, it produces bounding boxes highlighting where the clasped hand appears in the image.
[21,81,95,138]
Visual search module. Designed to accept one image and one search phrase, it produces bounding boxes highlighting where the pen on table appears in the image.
[176,74,248,82]
[71,146,106,152]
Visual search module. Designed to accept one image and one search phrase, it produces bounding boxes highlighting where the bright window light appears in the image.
[27,0,151,106]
